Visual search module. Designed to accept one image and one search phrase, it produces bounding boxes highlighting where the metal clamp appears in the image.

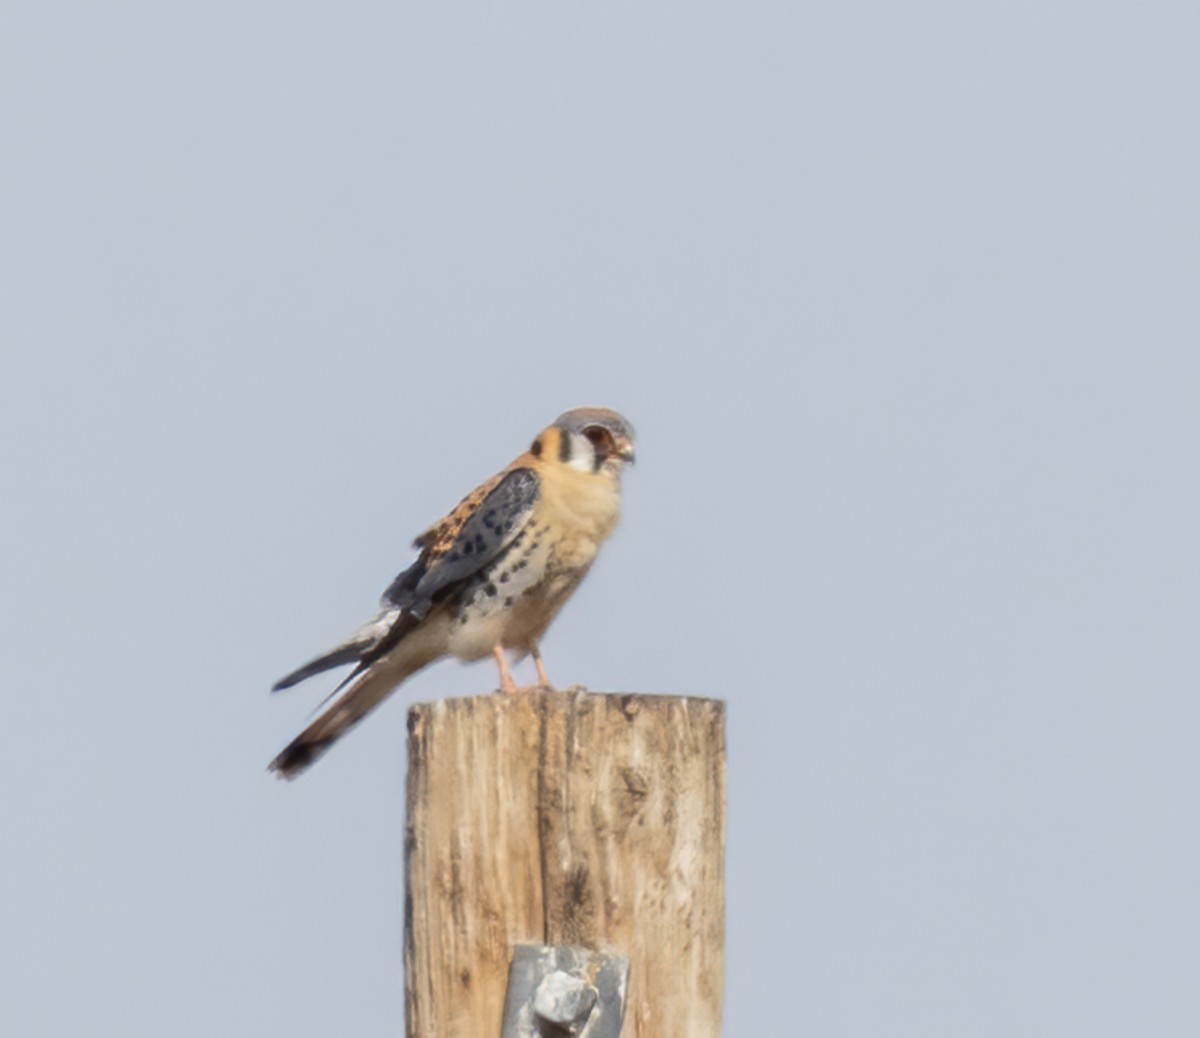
[500,945,629,1037]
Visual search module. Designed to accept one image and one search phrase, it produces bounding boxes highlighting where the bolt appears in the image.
[532,970,598,1033]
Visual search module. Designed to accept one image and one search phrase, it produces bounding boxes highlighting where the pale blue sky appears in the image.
[3,4,1198,1035]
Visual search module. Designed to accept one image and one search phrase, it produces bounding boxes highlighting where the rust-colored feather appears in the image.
[414,454,539,559]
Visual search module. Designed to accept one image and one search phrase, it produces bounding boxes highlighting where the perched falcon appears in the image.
[269,406,636,779]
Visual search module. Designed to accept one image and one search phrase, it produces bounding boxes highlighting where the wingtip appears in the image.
[270,642,369,695]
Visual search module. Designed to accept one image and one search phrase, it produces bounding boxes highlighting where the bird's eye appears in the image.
[584,426,614,452]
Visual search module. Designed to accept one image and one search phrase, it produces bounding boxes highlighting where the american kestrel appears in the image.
[269,406,636,779]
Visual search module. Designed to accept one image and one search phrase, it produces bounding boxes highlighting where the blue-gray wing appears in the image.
[382,467,540,618]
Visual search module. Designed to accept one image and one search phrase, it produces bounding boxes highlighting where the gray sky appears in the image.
[4,3,1198,1035]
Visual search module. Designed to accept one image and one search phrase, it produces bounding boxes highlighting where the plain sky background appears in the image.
[3,3,1198,1036]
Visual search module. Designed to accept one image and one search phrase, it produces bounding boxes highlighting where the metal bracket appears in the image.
[500,944,629,1037]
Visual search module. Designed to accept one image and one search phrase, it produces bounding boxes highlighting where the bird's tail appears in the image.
[268,615,446,779]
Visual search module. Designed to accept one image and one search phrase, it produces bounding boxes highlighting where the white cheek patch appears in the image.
[564,433,596,472]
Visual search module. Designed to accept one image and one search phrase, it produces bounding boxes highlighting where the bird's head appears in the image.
[532,406,637,477]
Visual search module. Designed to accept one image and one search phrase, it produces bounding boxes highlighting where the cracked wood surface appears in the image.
[404,689,726,1038]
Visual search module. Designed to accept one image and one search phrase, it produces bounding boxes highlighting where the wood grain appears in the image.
[405,689,725,1038]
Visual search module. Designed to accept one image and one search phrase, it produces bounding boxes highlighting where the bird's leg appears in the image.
[530,643,553,690]
[492,644,517,694]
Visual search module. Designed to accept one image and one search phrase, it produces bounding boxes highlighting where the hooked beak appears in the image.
[616,439,636,465]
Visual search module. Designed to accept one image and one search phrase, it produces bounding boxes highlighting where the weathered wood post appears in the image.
[404,688,726,1037]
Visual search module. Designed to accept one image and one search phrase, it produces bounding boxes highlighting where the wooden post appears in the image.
[404,689,726,1038]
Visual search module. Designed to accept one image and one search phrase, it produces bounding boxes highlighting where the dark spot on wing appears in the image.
[396,468,539,612]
